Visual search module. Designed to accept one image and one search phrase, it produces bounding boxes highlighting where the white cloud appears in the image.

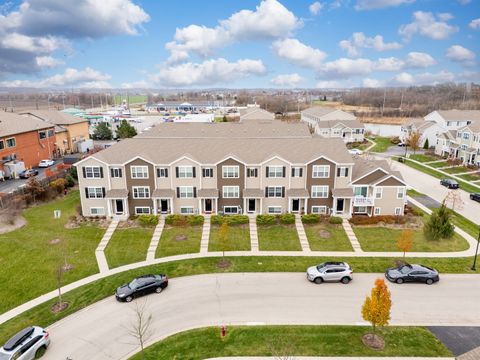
[166,0,301,60]
[0,67,112,88]
[399,11,458,40]
[469,18,480,30]
[270,73,303,87]
[405,52,436,68]
[392,70,455,85]
[309,2,324,15]
[355,0,415,10]
[319,58,374,79]
[35,56,64,68]
[339,32,402,57]
[316,80,344,88]
[375,57,405,71]
[120,80,151,89]
[152,58,266,87]
[446,45,476,65]
[362,78,384,87]
[272,38,327,69]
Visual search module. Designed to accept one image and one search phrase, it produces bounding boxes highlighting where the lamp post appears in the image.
[472,228,480,271]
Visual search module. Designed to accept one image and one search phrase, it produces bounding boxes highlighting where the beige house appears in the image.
[21,110,90,155]
[76,121,406,219]
[239,107,275,121]
[435,122,480,165]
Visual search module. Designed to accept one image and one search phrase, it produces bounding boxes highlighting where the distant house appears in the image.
[425,110,480,130]
[239,107,275,121]
[400,118,445,148]
[301,107,364,143]
[20,110,90,155]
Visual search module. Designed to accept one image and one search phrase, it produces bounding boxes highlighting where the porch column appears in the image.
[304,198,308,214]
[198,198,202,214]
[123,199,128,216]
[107,199,112,217]
[332,197,337,214]
[243,197,247,215]
[349,198,353,216]
[260,198,263,214]
[288,198,291,213]
[215,199,218,214]
[153,198,158,215]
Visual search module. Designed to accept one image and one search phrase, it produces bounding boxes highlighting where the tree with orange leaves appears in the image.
[397,229,413,260]
[362,278,392,334]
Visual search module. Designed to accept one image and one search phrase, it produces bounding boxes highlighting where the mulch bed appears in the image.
[175,234,188,242]
[51,301,69,313]
[319,229,331,238]
[362,333,385,350]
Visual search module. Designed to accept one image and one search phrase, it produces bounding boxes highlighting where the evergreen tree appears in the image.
[116,120,137,139]
[424,203,455,240]
[93,123,113,140]
[423,138,429,149]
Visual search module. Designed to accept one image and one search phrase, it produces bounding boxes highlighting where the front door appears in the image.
[115,199,124,214]
[336,199,344,213]
[205,199,212,212]
[248,199,256,212]
[160,199,168,213]
[292,199,300,212]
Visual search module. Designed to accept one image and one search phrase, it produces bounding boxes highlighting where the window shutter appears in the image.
[102,187,106,198]
[255,168,258,177]
[165,168,168,177]
[119,168,123,177]
[85,187,89,199]
[266,166,269,178]
[291,168,295,177]
[111,168,114,177]
[100,167,103,178]
[282,187,285,198]
[192,167,196,178]
[176,187,180,198]
[300,168,303,177]
[337,167,341,177]
[175,167,179,178]
[345,168,349,177]
[283,166,286,177]
[82,167,86,178]
[202,168,206,177]
[193,187,197,198]
[265,187,268,198]
[157,168,161,177]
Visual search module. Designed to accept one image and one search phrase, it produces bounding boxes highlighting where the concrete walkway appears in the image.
[295,214,310,251]
[200,214,211,253]
[146,216,164,261]
[342,219,362,252]
[458,346,480,360]
[94,219,119,273]
[207,358,454,360]
[249,215,259,251]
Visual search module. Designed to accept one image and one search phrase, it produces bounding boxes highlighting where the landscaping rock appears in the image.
[362,333,385,350]
[175,234,188,242]
[51,301,69,314]
[319,229,331,238]
[49,238,61,245]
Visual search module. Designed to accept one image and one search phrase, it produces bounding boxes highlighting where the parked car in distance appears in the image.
[470,193,480,203]
[397,142,406,147]
[19,169,39,179]
[348,149,363,155]
[385,264,439,285]
[38,159,54,168]
[306,262,353,284]
[440,178,459,189]
[115,274,168,302]
[0,326,50,360]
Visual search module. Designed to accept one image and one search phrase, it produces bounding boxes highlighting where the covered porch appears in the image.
[286,188,309,214]
[332,188,354,218]
[243,188,263,214]
[198,189,219,214]
[152,189,175,214]
[105,189,129,219]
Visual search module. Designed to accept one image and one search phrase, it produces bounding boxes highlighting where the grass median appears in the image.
[1,255,479,344]
[130,325,451,359]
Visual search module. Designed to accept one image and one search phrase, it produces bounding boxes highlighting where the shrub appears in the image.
[70,166,78,180]
[138,214,159,227]
[301,214,320,224]
[165,214,204,226]
[280,213,295,224]
[256,214,277,226]
[188,215,204,226]
[390,136,401,145]
[349,215,408,225]
[211,214,249,225]
[329,216,343,225]
[65,174,75,188]
[424,204,455,240]
[49,178,66,194]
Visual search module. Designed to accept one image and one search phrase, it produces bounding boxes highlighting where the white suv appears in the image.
[38,159,54,168]
[306,262,353,284]
[0,326,50,360]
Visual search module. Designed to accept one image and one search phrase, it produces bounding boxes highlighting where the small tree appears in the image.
[361,279,391,334]
[219,222,230,259]
[127,300,153,360]
[222,115,227,122]
[93,122,113,140]
[407,131,422,154]
[423,138,429,149]
[424,203,455,240]
[116,120,137,139]
[397,229,413,260]
[444,190,464,213]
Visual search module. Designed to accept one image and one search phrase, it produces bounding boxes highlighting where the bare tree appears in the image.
[444,190,465,213]
[127,300,153,360]
[407,131,422,154]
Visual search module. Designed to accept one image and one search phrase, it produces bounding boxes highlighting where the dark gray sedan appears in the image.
[385,264,439,285]
[440,179,459,189]
[115,274,168,302]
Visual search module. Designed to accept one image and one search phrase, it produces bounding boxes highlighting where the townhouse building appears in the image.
[301,107,365,143]
[239,107,275,121]
[400,118,445,149]
[76,121,406,218]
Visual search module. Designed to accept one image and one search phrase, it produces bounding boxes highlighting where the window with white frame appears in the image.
[0,140,4,150]
[312,165,330,178]
[374,207,381,215]
[111,167,122,178]
[267,186,283,198]
[90,207,105,216]
[180,207,194,214]
[135,207,151,215]
[292,167,303,177]
[222,165,239,178]
[355,206,367,213]
[223,186,239,198]
[179,186,194,198]
[178,166,194,178]
[311,185,328,198]
[131,166,148,179]
[87,187,104,198]
[397,187,405,199]
[133,186,150,199]
[85,166,102,178]
[337,167,349,177]
[463,132,470,140]
[202,168,213,178]
[224,206,239,214]
[311,206,327,214]
[247,167,258,177]
[267,165,284,178]
[395,207,402,215]
[354,186,368,197]
[157,167,168,178]
[375,187,383,199]
[6,137,16,148]
[268,206,282,214]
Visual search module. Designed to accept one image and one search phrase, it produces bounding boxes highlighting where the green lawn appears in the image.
[459,173,480,182]
[113,95,147,104]
[105,227,153,268]
[370,137,393,153]
[131,326,450,359]
[156,225,202,258]
[2,255,480,345]
[304,223,353,251]
[443,166,472,174]
[0,191,104,315]
[209,224,250,251]
[257,224,301,251]
[409,154,439,162]
[428,161,449,168]
[354,226,469,252]
[406,188,424,197]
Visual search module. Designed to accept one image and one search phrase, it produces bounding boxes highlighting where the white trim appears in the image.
[311,185,329,198]
[267,206,282,214]
[222,185,240,198]
[74,156,109,167]
[374,187,383,199]
[168,155,202,166]
[396,187,406,199]
[177,165,194,179]
[312,165,330,178]
[178,186,194,199]
[311,205,327,214]
[90,207,105,216]
[352,167,389,184]
[180,206,194,214]
[213,155,246,166]
[132,186,150,199]
[374,207,381,215]
[266,186,283,198]
[223,206,240,214]
[222,165,240,179]
[372,174,407,186]
[130,165,149,179]
[259,155,291,166]
[135,206,151,215]
[395,207,402,216]
[121,155,156,166]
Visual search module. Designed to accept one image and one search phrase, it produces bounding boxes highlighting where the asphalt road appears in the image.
[42,273,480,360]
[0,160,62,193]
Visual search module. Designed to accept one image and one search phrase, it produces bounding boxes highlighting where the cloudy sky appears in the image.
[0,0,478,89]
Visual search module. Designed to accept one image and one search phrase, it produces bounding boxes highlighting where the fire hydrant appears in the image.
[220,325,227,338]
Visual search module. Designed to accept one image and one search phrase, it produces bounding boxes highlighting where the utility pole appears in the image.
[381,88,386,117]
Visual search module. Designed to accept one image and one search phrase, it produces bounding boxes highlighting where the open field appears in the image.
[105,227,153,268]
[113,95,147,104]
[370,136,394,152]
[409,154,441,163]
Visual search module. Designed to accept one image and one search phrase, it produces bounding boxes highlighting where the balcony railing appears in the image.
[353,196,375,206]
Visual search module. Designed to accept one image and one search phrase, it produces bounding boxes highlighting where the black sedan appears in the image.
[19,169,39,179]
[470,193,480,203]
[385,264,439,285]
[115,274,168,302]
[440,179,459,189]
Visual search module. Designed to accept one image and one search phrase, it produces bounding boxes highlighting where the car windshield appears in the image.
[128,279,141,289]
[399,265,411,274]
[316,263,326,271]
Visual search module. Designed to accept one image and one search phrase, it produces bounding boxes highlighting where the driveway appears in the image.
[43,273,480,360]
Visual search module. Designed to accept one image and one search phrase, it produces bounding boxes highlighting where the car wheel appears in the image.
[155,287,163,294]
[341,277,350,284]
[35,346,47,358]
[426,278,434,285]
[125,295,133,302]
[396,278,404,284]
[314,277,323,284]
